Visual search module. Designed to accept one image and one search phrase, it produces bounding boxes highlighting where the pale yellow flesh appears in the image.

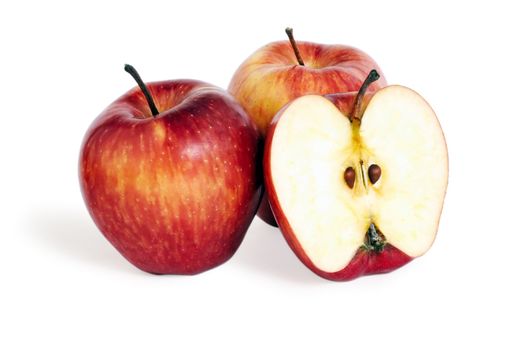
[270,87,448,273]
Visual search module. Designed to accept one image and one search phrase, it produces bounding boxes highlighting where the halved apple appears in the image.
[264,71,448,281]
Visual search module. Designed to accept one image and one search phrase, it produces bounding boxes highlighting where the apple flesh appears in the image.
[264,80,448,281]
[229,29,386,226]
[79,76,261,275]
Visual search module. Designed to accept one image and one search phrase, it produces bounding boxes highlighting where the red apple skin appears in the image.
[79,80,262,275]
[229,41,386,227]
[264,92,412,281]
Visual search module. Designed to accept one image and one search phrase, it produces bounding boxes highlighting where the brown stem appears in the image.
[349,70,380,125]
[285,27,304,66]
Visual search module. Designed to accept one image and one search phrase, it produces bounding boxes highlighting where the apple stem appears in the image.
[285,27,305,66]
[124,64,159,117]
[349,70,380,125]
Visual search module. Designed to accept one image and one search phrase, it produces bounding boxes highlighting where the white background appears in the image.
[1,1,524,349]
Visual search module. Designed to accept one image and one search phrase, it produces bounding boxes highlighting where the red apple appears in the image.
[264,70,448,281]
[79,65,262,275]
[229,28,387,226]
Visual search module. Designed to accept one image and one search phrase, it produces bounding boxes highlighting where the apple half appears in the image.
[264,71,448,281]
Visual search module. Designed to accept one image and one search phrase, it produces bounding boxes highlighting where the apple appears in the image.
[79,64,262,275]
[229,28,387,226]
[264,70,448,281]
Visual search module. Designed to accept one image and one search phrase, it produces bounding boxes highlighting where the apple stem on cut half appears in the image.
[349,69,380,126]
[124,64,160,117]
[285,27,305,66]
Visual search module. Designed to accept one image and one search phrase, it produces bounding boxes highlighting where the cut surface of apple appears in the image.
[266,85,448,277]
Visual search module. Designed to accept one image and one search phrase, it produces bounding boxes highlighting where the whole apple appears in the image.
[79,65,262,275]
[229,28,387,226]
[264,70,448,281]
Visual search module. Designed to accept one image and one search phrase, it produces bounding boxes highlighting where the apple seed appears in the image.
[344,167,356,189]
[368,164,381,184]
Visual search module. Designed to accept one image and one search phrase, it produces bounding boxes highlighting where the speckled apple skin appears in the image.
[79,80,262,275]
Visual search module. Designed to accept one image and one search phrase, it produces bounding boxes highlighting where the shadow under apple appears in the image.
[26,208,323,282]
[26,208,135,273]
[232,217,322,284]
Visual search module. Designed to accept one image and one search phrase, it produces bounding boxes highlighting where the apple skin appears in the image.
[229,40,386,226]
[264,91,412,281]
[79,80,262,275]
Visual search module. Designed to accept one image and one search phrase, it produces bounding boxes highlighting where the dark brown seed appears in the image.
[368,164,382,184]
[344,167,356,189]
